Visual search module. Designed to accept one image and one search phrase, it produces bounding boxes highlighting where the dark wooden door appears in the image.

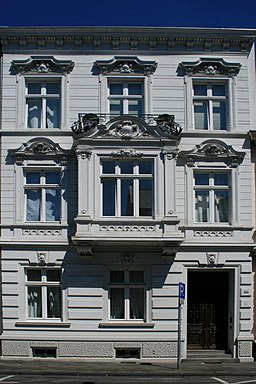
[187,272,229,350]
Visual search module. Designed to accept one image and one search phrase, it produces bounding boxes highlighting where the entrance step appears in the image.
[184,350,238,363]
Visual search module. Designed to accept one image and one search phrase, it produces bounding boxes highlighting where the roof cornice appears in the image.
[0,26,255,53]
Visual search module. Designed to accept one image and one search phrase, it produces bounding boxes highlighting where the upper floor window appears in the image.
[109,270,145,321]
[26,81,61,128]
[26,268,61,319]
[193,83,227,130]
[101,160,153,217]
[25,171,61,222]
[194,172,230,223]
[108,82,144,116]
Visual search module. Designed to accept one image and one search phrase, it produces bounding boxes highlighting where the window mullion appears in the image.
[116,178,121,216]
[208,99,213,130]
[134,178,139,216]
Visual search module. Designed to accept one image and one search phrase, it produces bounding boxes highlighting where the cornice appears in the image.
[0,26,255,53]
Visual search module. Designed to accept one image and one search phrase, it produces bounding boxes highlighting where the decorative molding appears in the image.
[161,242,181,260]
[107,120,141,140]
[94,56,157,75]
[74,241,93,257]
[155,114,182,136]
[100,225,156,232]
[178,139,245,167]
[8,138,71,165]
[75,149,92,160]
[111,148,143,158]
[71,113,99,136]
[194,230,234,238]
[22,229,62,236]
[121,252,134,265]
[37,251,48,265]
[178,58,241,77]
[206,252,219,265]
[12,56,74,75]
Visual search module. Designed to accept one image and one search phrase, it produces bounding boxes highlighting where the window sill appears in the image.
[99,322,155,328]
[15,321,71,327]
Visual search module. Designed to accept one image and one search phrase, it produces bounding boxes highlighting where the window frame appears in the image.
[107,80,144,116]
[24,168,62,223]
[108,269,147,322]
[25,268,62,320]
[25,79,61,129]
[100,159,154,218]
[193,171,231,224]
[192,81,228,131]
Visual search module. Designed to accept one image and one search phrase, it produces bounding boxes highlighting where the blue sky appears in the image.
[1,0,256,29]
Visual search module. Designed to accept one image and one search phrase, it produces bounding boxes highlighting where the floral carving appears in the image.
[108,120,140,139]
[71,114,99,135]
[179,58,241,77]
[94,56,157,75]
[12,56,74,75]
[155,114,182,136]
[111,149,143,158]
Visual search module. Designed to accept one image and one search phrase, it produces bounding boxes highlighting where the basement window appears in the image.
[32,347,57,358]
[115,348,141,359]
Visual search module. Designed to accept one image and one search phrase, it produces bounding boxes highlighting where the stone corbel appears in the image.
[206,252,219,266]
[161,242,180,261]
[74,242,94,257]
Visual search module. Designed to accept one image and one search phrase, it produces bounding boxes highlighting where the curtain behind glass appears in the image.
[26,189,41,221]
[130,288,144,319]
[27,100,41,128]
[46,189,60,221]
[46,99,60,128]
[214,191,229,222]
[27,287,42,317]
[110,288,124,319]
[195,191,209,222]
[47,287,61,318]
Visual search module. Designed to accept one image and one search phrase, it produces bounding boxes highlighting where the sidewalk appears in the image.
[0,358,255,377]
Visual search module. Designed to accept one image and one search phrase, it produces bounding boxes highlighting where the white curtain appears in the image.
[46,189,60,221]
[195,192,209,222]
[214,192,228,222]
[194,101,208,129]
[27,100,41,128]
[27,287,42,317]
[47,287,61,318]
[46,99,60,128]
[26,190,40,221]
[130,288,144,319]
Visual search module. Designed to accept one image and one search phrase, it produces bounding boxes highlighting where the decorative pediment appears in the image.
[94,56,157,75]
[178,58,241,77]
[178,140,245,167]
[8,138,71,165]
[12,56,74,75]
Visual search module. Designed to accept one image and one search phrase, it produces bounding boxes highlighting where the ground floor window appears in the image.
[26,268,62,319]
[109,270,145,321]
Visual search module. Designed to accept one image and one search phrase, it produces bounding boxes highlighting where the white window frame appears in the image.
[108,269,147,322]
[108,80,144,116]
[24,169,62,223]
[25,268,62,320]
[192,81,228,131]
[193,171,231,224]
[100,159,154,218]
[184,76,236,131]
[25,79,61,129]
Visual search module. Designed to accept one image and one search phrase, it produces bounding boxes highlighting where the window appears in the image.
[194,172,230,223]
[25,171,61,222]
[101,160,153,217]
[108,82,143,116]
[26,81,61,128]
[109,270,145,321]
[26,269,61,319]
[193,83,227,130]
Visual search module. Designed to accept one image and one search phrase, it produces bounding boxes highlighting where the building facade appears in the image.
[0,27,255,361]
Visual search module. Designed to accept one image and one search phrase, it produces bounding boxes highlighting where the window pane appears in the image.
[214,174,228,186]
[194,85,207,96]
[195,191,209,222]
[46,172,60,184]
[27,269,41,281]
[27,99,41,128]
[120,161,133,174]
[46,189,60,221]
[130,288,144,319]
[212,85,226,96]
[139,161,152,174]
[110,271,125,284]
[27,83,41,94]
[213,101,226,130]
[46,83,60,95]
[102,161,115,174]
[194,101,208,130]
[27,287,42,318]
[128,100,142,116]
[26,172,40,184]
[128,83,142,95]
[46,99,60,128]
[215,191,229,222]
[47,287,61,318]
[102,179,115,216]
[110,99,123,115]
[139,179,152,216]
[109,83,123,95]
[195,173,209,185]
[121,179,133,216]
[47,269,61,282]
[129,271,144,284]
[26,189,41,221]
[110,288,124,319]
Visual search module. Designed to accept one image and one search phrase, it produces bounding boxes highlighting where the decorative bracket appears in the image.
[161,242,181,261]
[74,241,93,257]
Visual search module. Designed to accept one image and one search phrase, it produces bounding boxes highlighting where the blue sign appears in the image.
[179,282,185,300]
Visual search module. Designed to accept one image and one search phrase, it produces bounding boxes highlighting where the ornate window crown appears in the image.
[94,56,157,75]
[178,58,241,77]
[12,56,75,75]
